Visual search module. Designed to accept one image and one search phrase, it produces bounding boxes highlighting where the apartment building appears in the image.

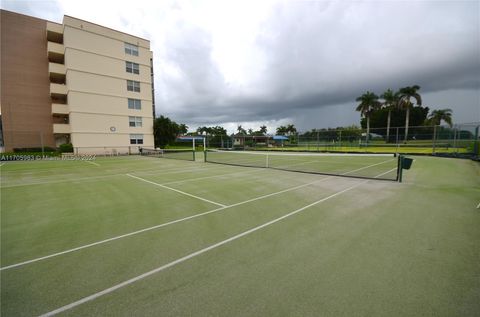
[0,10,155,154]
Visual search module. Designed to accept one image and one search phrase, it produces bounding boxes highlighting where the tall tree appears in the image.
[153,115,185,148]
[286,124,297,136]
[397,85,422,141]
[428,108,453,127]
[237,125,247,135]
[276,126,288,135]
[380,89,398,142]
[355,91,381,142]
[259,125,268,135]
[178,123,188,135]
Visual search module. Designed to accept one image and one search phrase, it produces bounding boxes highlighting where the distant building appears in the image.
[0,10,155,154]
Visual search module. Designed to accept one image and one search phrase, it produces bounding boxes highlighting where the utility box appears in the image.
[402,157,413,170]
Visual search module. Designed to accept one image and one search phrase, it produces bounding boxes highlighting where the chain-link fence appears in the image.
[206,123,479,157]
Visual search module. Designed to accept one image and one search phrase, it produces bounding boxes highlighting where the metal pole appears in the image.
[432,125,437,154]
[40,132,45,158]
[398,155,403,182]
[396,127,399,155]
[452,125,457,154]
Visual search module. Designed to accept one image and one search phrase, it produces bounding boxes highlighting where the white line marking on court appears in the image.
[477,202,480,209]
[126,174,226,207]
[1,159,395,271]
[0,177,329,271]
[0,165,218,189]
[0,163,5,167]
[84,161,100,166]
[38,179,368,317]
[161,168,261,185]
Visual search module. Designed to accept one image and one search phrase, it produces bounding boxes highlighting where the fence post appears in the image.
[395,127,399,154]
[474,125,479,155]
[452,125,457,154]
[432,125,437,154]
[40,132,45,158]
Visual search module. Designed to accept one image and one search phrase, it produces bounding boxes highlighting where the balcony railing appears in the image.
[46,22,63,43]
[53,123,71,134]
[49,62,66,84]
[50,83,68,96]
[52,103,69,115]
[48,42,64,64]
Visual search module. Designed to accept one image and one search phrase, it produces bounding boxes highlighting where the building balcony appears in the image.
[53,123,71,134]
[50,83,68,96]
[48,41,64,64]
[46,22,63,43]
[52,103,69,115]
[49,62,66,84]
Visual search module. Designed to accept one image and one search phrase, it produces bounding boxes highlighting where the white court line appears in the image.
[0,177,329,271]
[0,164,218,189]
[38,179,369,317]
[126,174,226,207]
[1,159,395,271]
[85,161,100,166]
[161,168,261,185]
[0,163,5,167]
[477,202,480,209]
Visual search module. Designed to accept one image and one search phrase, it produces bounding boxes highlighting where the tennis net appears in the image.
[205,150,400,181]
[140,148,195,161]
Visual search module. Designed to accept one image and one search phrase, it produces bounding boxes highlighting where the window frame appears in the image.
[128,98,142,110]
[125,43,139,56]
[130,134,144,144]
[129,116,143,127]
[126,61,140,74]
[127,80,141,92]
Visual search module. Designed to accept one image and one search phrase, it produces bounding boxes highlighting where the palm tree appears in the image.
[355,91,381,142]
[259,125,268,135]
[237,125,247,135]
[380,89,398,142]
[397,85,422,141]
[286,124,297,135]
[428,109,453,127]
[276,126,288,135]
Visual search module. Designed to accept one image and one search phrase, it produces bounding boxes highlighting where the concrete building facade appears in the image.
[1,10,155,154]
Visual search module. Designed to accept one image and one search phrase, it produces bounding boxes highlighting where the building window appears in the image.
[126,61,140,74]
[130,134,144,144]
[128,98,142,110]
[125,43,139,56]
[127,80,140,92]
[129,116,142,127]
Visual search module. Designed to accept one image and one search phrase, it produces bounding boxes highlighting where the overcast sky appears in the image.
[2,0,479,133]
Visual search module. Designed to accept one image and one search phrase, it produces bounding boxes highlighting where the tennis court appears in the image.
[1,153,479,316]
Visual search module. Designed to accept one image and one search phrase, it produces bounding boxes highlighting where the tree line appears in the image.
[356,85,453,142]
[153,118,302,147]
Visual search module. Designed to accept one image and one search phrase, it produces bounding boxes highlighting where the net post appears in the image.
[203,136,207,162]
[397,154,403,182]
[396,127,399,155]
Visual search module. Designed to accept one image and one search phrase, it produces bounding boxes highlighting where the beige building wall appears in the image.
[62,15,154,154]
[1,11,155,154]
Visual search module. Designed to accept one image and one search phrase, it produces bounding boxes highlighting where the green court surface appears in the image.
[1,155,479,316]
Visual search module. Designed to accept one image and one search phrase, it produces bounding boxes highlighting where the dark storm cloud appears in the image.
[2,0,478,129]
[161,1,479,128]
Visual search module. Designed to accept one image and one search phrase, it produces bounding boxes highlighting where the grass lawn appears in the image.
[1,155,479,316]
